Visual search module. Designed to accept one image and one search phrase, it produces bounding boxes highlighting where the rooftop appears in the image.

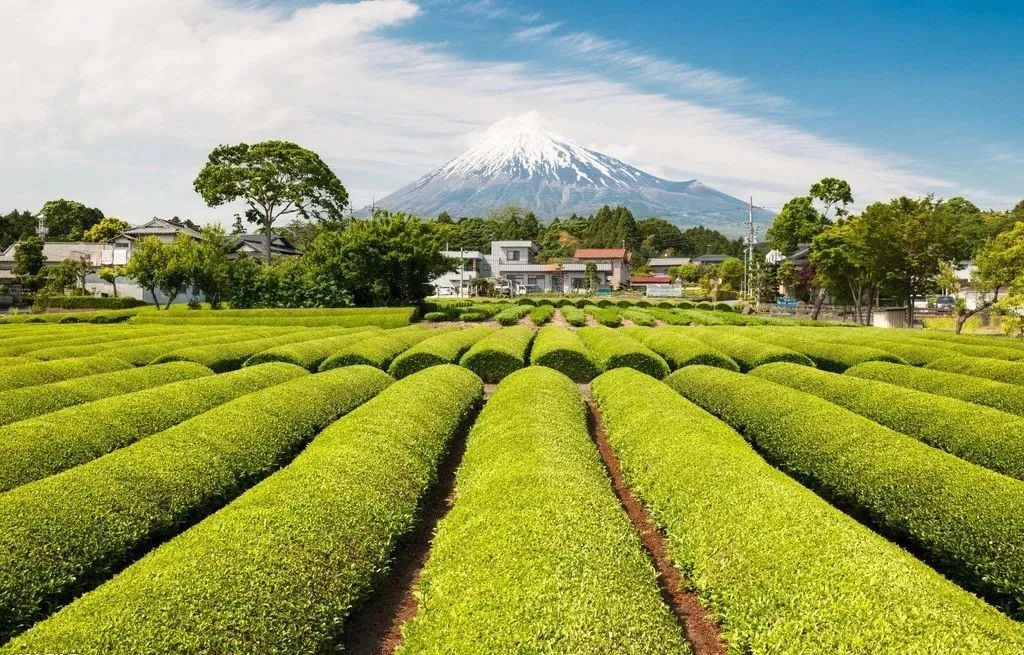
[574,248,629,260]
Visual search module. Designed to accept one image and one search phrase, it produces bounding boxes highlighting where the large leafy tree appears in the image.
[950,221,1024,333]
[190,226,234,308]
[193,140,348,265]
[40,199,104,241]
[124,237,169,308]
[678,226,739,256]
[766,196,828,253]
[637,218,684,258]
[12,236,45,279]
[83,216,130,242]
[0,210,37,251]
[808,178,854,218]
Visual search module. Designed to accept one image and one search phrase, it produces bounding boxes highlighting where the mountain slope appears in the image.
[369,114,773,234]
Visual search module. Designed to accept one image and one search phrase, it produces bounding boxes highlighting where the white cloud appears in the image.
[0,0,987,224]
[512,22,561,42]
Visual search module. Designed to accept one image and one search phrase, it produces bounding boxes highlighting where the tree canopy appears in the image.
[40,199,104,241]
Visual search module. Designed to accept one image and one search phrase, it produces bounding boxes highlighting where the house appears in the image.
[0,241,108,287]
[691,254,731,266]
[230,234,302,260]
[105,218,203,265]
[572,248,631,288]
[648,257,690,276]
[432,250,491,297]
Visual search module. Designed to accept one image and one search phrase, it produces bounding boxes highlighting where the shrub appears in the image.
[459,311,487,322]
[33,296,147,310]
[528,304,554,326]
[680,327,813,372]
[244,329,383,370]
[4,366,480,654]
[397,367,686,653]
[678,300,695,309]
[494,304,531,326]
[665,365,1024,617]
[0,362,308,493]
[154,328,354,372]
[573,297,591,309]
[132,307,416,329]
[583,305,622,327]
[713,302,733,312]
[0,362,211,427]
[319,327,454,371]
[753,362,1024,481]
[847,361,1024,417]
[636,300,652,307]
[460,326,535,382]
[457,304,502,319]
[745,328,907,372]
[596,299,614,308]
[555,298,574,307]
[615,299,634,308]
[928,356,1024,385]
[560,306,588,327]
[803,329,954,365]
[536,298,555,306]
[388,326,495,379]
[423,311,451,322]
[0,365,394,640]
[695,301,713,310]
[627,327,739,371]
[99,328,292,366]
[622,309,656,326]
[514,297,537,306]
[656,301,674,309]
[592,368,1024,655]
[577,326,669,378]
[529,326,603,382]
[0,356,129,392]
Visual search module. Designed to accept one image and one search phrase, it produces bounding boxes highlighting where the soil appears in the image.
[584,390,727,655]
[340,416,473,655]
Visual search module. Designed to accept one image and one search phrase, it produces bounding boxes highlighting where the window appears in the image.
[508,250,520,261]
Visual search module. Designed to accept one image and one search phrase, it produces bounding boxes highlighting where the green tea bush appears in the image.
[592,368,1024,655]
[396,367,687,654]
[459,311,488,322]
[744,329,907,372]
[753,362,1024,480]
[100,328,290,366]
[460,326,535,382]
[528,304,554,326]
[560,306,588,327]
[423,311,452,322]
[494,304,531,326]
[665,365,1024,617]
[14,327,213,360]
[0,363,307,493]
[847,361,1024,416]
[244,329,382,370]
[319,327,453,371]
[573,297,591,309]
[578,326,669,378]
[928,356,1024,385]
[0,356,129,391]
[802,329,954,365]
[529,326,603,382]
[514,297,538,306]
[34,296,147,311]
[4,366,479,653]
[132,307,415,329]
[678,300,695,309]
[0,362,211,427]
[389,326,495,379]
[627,327,739,371]
[457,304,502,318]
[154,329,349,372]
[622,309,656,326]
[583,305,622,327]
[695,301,713,310]
[681,327,813,372]
[0,365,393,640]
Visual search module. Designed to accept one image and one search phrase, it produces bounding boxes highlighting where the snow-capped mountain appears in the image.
[368,113,773,234]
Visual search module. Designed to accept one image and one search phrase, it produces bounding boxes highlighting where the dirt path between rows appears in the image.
[340,411,475,655]
[584,388,726,655]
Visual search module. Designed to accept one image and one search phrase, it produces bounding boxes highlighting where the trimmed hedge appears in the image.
[4,366,480,653]
[713,301,733,312]
[529,325,603,382]
[459,310,487,322]
[23,326,239,360]
[132,309,414,329]
[560,306,588,327]
[319,327,454,371]
[622,309,656,326]
[0,356,129,391]
[0,362,308,493]
[681,326,813,372]
[928,355,1024,385]
[745,329,907,372]
[100,328,290,366]
[244,328,383,370]
[753,362,1024,481]
[397,367,686,654]
[0,326,182,358]
[34,296,148,310]
[460,326,535,382]
[665,365,1024,617]
[803,329,954,365]
[528,304,554,326]
[0,365,393,640]
[847,361,1024,417]
[154,328,353,372]
[0,362,211,427]
[583,305,622,327]
[514,297,538,306]
[494,304,531,326]
[627,327,739,371]
[593,368,1024,654]
[423,311,451,322]
[388,326,495,379]
[577,326,669,378]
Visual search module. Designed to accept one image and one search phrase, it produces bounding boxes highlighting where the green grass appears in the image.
[2,366,481,654]
[397,367,688,654]
[592,368,1024,655]
[665,365,1024,618]
[0,365,393,642]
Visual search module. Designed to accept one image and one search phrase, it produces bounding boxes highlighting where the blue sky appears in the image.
[2,0,1021,224]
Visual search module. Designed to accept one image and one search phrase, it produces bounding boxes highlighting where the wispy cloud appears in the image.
[0,0,989,221]
[512,21,561,42]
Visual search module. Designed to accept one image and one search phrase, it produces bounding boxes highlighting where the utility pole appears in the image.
[459,246,465,298]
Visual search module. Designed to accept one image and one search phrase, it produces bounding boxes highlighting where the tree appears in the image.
[766,196,828,253]
[718,257,744,290]
[191,226,233,308]
[307,213,453,306]
[950,222,1024,333]
[678,226,738,257]
[669,262,701,284]
[159,235,197,309]
[40,199,104,241]
[776,260,799,296]
[194,140,348,265]
[0,210,37,251]
[809,177,854,218]
[637,218,684,258]
[83,216,130,242]
[698,266,726,302]
[584,262,600,290]
[99,266,121,297]
[226,255,266,309]
[230,215,247,235]
[124,237,168,308]
[12,237,44,279]
[44,258,89,294]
